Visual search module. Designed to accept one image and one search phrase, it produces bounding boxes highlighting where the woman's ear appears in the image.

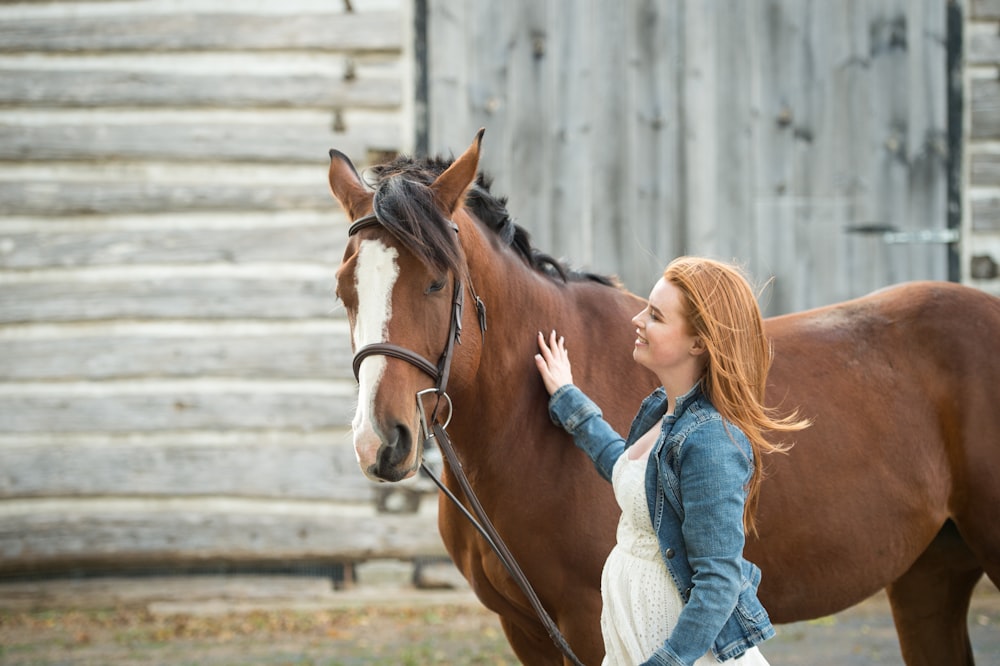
[690,337,707,356]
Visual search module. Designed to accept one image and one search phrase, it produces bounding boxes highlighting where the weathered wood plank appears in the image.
[967,22,1000,65]
[971,0,1000,20]
[711,2,759,263]
[0,181,331,216]
[589,2,633,283]
[426,0,472,168]
[0,12,401,53]
[971,152,1000,188]
[0,274,337,323]
[0,120,400,164]
[629,0,683,285]
[0,224,345,269]
[504,2,551,253]
[0,433,372,501]
[0,325,354,381]
[0,382,356,433]
[972,196,1000,231]
[547,0,593,273]
[0,69,401,109]
[0,498,446,575]
[971,78,1000,140]
[679,0,721,254]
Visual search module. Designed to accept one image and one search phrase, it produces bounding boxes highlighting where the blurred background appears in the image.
[0,0,997,612]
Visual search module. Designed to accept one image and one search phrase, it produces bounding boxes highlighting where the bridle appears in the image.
[347,212,586,666]
[349,211,471,444]
[349,212,468,391]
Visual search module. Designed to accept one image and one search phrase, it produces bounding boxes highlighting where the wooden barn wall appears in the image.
[424,0,953,315]
[966,0,1000,296]
[0,0,449,576]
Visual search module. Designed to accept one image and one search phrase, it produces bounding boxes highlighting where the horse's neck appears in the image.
[448,252,647,480]
[439,260,636,572]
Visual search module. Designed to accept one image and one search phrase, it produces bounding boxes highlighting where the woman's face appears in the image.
[631,278,703,381]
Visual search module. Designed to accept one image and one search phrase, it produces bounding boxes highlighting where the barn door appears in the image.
[419,0,955,315]
[743,0,955,315]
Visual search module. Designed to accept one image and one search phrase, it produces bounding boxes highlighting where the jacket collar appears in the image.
[630,381,704,444]
[671,381,703,416]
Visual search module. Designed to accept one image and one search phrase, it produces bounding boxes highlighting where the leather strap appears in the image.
[347,210,584,664]
[423,424,586,666]
[352,344,439,382]
[348,213,380,235]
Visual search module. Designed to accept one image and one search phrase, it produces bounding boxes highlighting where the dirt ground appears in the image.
[0,570,997,665]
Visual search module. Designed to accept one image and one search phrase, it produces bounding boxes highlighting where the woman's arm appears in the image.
[535,330,626,480]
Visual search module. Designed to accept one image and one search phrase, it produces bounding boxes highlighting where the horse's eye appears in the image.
[426,279,446,294]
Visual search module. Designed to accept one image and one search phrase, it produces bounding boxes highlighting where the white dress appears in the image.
[599,449,771,665]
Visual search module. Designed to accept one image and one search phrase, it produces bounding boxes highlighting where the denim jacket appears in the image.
[548,383,775,666]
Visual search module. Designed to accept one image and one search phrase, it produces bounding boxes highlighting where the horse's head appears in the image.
[329,130,486,482]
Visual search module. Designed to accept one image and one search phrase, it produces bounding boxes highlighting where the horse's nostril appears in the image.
[372,423,415,482]
[386,424,412,464]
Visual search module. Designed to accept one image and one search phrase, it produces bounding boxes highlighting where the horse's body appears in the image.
[329,133,1000,665]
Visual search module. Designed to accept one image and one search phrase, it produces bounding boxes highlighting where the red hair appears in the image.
[664,257,810,535]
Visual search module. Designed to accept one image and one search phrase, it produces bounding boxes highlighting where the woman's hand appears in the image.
[534,330,574,396]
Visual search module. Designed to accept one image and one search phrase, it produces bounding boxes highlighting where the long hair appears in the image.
[664,256,810,536]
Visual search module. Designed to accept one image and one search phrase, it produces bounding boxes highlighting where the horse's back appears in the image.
[769,279,998,336]
[767,280,1000,392]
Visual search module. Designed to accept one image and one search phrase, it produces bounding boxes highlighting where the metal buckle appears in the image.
[416,387,453,442]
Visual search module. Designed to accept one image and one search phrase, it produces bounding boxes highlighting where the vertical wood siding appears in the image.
[425,0,953,314]
[0,0,447,574]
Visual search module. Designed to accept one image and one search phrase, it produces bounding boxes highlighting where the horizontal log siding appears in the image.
[0,323,353,381]
[0,12,401,53]
[0,0,420,574]
[0,116,399,164]
[0,498,445,576]
[0,431,368,501]
[1,68,401,109]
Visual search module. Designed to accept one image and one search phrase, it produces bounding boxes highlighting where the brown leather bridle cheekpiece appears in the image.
[346,212,586,666]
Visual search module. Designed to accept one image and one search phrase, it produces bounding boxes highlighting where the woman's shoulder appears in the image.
[677,403,753,459]
[675,392,725,430]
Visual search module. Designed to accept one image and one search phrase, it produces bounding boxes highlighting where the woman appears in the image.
[534,256,809,666]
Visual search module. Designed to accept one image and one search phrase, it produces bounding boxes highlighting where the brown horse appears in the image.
[328,131,1000,665]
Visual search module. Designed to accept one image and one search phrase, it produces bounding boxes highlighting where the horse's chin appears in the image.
[367,463,419,483]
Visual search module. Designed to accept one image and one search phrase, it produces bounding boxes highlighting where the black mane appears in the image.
[366,154,617,286]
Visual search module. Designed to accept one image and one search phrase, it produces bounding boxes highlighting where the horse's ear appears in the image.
[328,149,373,221]
[431,128,485,217]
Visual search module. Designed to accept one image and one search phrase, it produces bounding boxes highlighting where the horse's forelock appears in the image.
[372,176,462,277]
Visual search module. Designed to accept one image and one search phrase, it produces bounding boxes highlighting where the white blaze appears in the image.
[352,239,399,470]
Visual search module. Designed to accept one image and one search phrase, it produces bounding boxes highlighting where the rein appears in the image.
[348,213,586,666]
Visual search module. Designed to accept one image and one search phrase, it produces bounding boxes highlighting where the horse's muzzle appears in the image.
[369,422,418,482]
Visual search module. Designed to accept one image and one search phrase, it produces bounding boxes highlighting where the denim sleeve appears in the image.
[547,384,626,482]
[660,421,752,665]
